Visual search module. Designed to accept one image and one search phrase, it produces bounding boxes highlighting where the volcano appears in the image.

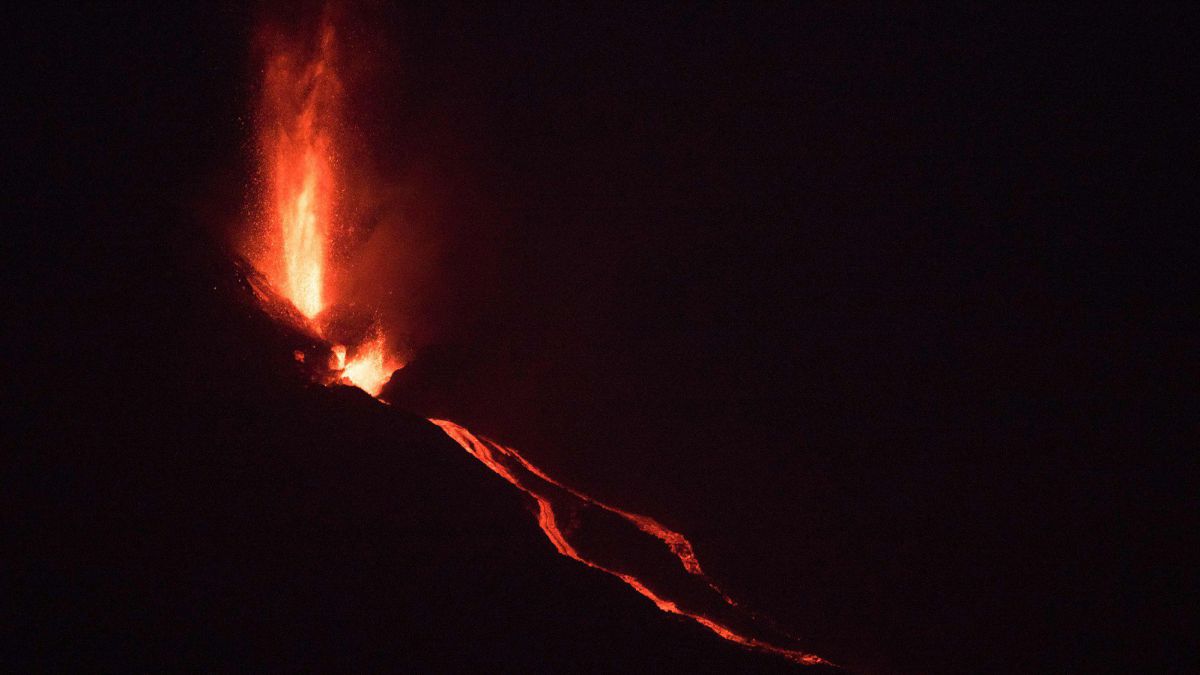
[9,246,830,671]
[229,12,831,666]
[10,3,1191,674]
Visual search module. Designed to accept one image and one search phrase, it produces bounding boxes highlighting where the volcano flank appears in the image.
[10,246,825,672]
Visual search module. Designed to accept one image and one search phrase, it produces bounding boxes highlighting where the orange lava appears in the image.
[249,17,402,390]
[340,333,400,396]
[429,418,831,667]
[256,19,339,319]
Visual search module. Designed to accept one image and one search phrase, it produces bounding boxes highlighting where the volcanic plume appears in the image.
[240,13,828,668]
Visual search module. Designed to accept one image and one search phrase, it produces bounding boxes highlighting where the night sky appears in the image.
[8,3,1192,673]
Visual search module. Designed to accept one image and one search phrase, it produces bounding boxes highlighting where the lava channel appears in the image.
[425,418,830,667]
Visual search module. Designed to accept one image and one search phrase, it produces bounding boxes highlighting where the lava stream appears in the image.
[428,418,830,667]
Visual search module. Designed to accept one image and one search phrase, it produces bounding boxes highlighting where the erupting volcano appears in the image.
[240,14,827,668]
[248,16,401,395]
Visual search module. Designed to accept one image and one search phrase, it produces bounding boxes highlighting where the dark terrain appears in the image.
[10,246,816,672]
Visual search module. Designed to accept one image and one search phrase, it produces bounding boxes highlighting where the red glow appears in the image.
[340,333,399,396]
[430,419,831,667]
[246,17,403,389]
[254,21,338,320]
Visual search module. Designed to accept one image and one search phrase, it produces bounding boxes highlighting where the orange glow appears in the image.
[340,333,400,396]
[257,21,338,319]
[249,18,402,392]
[429,418,831,667]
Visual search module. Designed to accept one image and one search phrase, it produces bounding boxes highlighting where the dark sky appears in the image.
[8,3,1192,673]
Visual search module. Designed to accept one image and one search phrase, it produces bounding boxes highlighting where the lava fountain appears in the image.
[248,15,399,392]
[241,13,829,668]
[257,20,337,320]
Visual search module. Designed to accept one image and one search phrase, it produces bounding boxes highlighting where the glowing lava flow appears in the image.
[244,14,828,669]
[428,419,831,667]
